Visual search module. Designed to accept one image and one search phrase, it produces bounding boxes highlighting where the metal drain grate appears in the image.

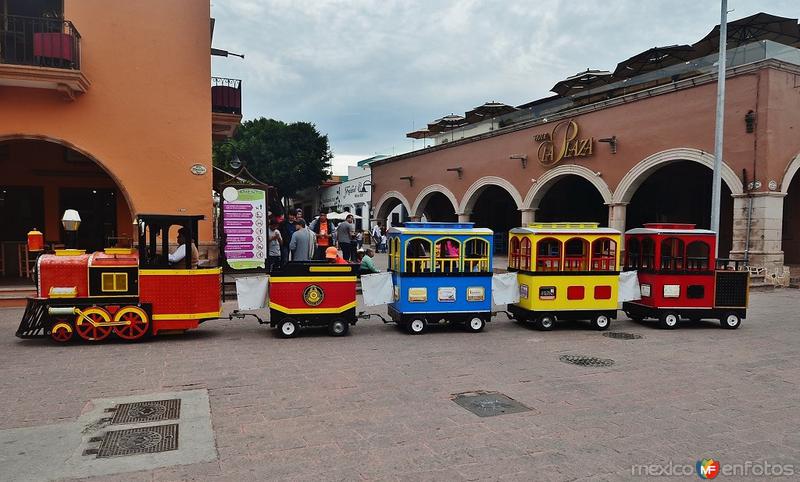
[451,391,531,417]
[559,354,615,367]
[603,331,644,340]
[96,424,179,458]
[109,399,180,425]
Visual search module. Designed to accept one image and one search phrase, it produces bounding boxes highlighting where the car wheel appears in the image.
[329,318,350,336]
[408,318,426,335]
[536,315,555,331]
[592,314,611,331]
[466,317,485,333]
[659,312,679,330]
[279,319,298,338]
[721,313,741,330]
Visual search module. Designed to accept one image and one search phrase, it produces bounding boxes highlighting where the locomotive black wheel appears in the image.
[536,315,555,331]
[465,317,485,333]
[329,318,350,337]
[279,318,298,338]
[591,314,611,331]
[659,312,679,330]
[407,318,426,335]
[721,313,742,330]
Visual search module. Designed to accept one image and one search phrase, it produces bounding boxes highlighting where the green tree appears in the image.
[213,118,332,207]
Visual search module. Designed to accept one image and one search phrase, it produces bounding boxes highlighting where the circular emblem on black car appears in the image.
[303,285,324,306]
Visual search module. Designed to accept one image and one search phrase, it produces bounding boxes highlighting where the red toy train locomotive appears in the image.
[622,223,749,329]
[16,215,222,342]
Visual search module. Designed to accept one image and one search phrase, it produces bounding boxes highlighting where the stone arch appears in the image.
[458,176,523,214]
[613,147,743,203]
[523,164,613,209]
[780,152,800,194]
[411,184,459,218]
[373,190,412,220]
[0,133,136,215]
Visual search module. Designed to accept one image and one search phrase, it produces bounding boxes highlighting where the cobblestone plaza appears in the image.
[1,286,798,480]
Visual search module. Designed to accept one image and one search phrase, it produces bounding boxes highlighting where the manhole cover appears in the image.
[96,424,178,458]
[451,391,531,417]
[110,399,180,425]
[559,354,615,367]
[603,331,644,340]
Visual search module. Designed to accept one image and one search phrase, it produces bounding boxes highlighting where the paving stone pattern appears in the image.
[1,285,799,480]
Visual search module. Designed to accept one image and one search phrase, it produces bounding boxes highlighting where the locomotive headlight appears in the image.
[61,209,81,232]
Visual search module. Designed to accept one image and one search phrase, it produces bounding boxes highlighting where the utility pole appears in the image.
[710,0,728,250]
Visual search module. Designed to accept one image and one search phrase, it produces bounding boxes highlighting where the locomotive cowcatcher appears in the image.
[16,214,222,343]
[622,223,749,329]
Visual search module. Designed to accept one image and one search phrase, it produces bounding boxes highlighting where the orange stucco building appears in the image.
[371,13,800,273]
[0,0,241,278]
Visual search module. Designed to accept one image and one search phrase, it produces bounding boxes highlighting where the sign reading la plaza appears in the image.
[535,120,594,167]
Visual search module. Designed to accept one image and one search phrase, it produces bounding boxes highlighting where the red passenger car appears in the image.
[622,223,748,329]
[16,215,221,342]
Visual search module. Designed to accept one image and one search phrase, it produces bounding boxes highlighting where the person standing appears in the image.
[356,230,364,250]
[279,212,296,265]
[371,223,382,248]
[289,218,314,261]
[379,228,388,253]
[268,219,282,272]
[336,214,355,262]
[309,210,334,260]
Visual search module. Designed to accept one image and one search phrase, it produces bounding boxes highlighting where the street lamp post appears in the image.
[710,0,728,251]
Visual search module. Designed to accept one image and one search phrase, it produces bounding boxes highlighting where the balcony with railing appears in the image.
[212,76,242,140]
[0,14,88,99]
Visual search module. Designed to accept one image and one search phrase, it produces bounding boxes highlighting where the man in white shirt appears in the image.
[168,228,198,268]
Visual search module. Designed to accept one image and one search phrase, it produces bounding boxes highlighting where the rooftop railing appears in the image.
[0,15,81,69]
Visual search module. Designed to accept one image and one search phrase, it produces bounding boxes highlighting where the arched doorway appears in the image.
[420,192,457,222]
[536,176,608,226]
[373,191,410,229]
[625,161,734,256]
[468,185,521,254]
[782,169,800,265]
[0,138,133,278]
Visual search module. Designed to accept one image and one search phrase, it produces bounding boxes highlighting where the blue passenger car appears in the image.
[386,222,493,334]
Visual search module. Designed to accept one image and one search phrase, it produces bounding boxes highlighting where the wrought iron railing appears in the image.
[212,77,242,115]
[0,15,81,69]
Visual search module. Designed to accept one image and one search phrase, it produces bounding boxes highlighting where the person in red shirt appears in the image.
[325,246,348,264]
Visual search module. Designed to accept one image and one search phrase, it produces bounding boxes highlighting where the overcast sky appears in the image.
[211,0,799,175]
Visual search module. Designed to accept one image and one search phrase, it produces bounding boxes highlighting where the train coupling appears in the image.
[229,310,266,325]
[492,310,514,320]
[357,311,389,323]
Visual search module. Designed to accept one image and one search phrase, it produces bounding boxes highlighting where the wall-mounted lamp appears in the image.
[446,167,463,179]
[598,136,617,154]
[509,154,528,169]
[400,175,414,187]
[745,110,756,133]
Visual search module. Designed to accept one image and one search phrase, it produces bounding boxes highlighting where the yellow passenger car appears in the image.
[507,223,621,331]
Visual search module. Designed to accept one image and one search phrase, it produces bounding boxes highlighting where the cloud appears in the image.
[211,0,800,169]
